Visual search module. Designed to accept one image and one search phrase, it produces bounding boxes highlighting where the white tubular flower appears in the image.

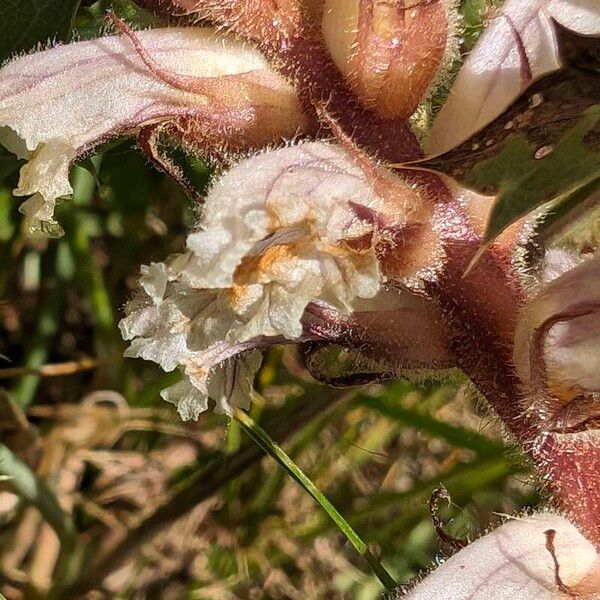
[428,0,600,154]
[513,253,600,401]
[120,142,384,419]
[0,27,305,236]
[406,513,600,600]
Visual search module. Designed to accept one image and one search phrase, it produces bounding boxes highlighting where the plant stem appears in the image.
[234,407,397,592]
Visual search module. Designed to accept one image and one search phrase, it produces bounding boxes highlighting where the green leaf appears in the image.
[528,172,600,251]
[75,0,157,40]
[460,0,503,51]
[469,105,600,243]
[0,0,81,63]
[421,62,600,255]
[0,188,15,242]
[11,241,75,408]
[354,392,506,458]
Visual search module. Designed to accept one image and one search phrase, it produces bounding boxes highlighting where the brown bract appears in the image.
[322,0,453,119]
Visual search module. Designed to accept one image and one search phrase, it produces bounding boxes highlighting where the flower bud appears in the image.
[513,251,600,402]
[321,0,455,120]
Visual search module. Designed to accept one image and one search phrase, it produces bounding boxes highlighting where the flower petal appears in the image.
[0,27,305,235]
[406,513,599,599]
[180,141,384,330]
[513,252,600,399]
[428,0,600,154]
[121,142,393,418]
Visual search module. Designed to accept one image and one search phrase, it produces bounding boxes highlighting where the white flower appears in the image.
[406,513,599,600]
[120,142,383,418]
[513,252,600,400]
[0,27,304,236]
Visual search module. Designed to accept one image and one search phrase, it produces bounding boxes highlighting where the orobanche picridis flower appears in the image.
[0,25,306,236]
[321,0,458,120]
[119,141,423,419]
[404,512,600,599]
[513,250,600,405]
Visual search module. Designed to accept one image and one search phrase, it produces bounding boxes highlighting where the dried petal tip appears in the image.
[120,142,384,418]
[406,513,600,599]
[0,27,304,236]
[321,0,457,120]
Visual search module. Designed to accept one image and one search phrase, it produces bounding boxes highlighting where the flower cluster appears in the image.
[1,0,600,597]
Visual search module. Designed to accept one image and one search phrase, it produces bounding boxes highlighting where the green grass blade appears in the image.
[12,241,74,407]
[61,164,117,359]
[355,393,505,457]
[233,408,398,592]
[0,444,76,546]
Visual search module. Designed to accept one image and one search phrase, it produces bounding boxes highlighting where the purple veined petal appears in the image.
[427,0,600,155]
[405,513,600,599]
[0,27,305,235]
[181,142,386,317]
[513,252,600,400]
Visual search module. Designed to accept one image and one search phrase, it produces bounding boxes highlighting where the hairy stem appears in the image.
[427,176,600,549]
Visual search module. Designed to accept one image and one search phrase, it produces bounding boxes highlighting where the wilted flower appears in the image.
[0,1,597,425]
[121,142,389,417]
